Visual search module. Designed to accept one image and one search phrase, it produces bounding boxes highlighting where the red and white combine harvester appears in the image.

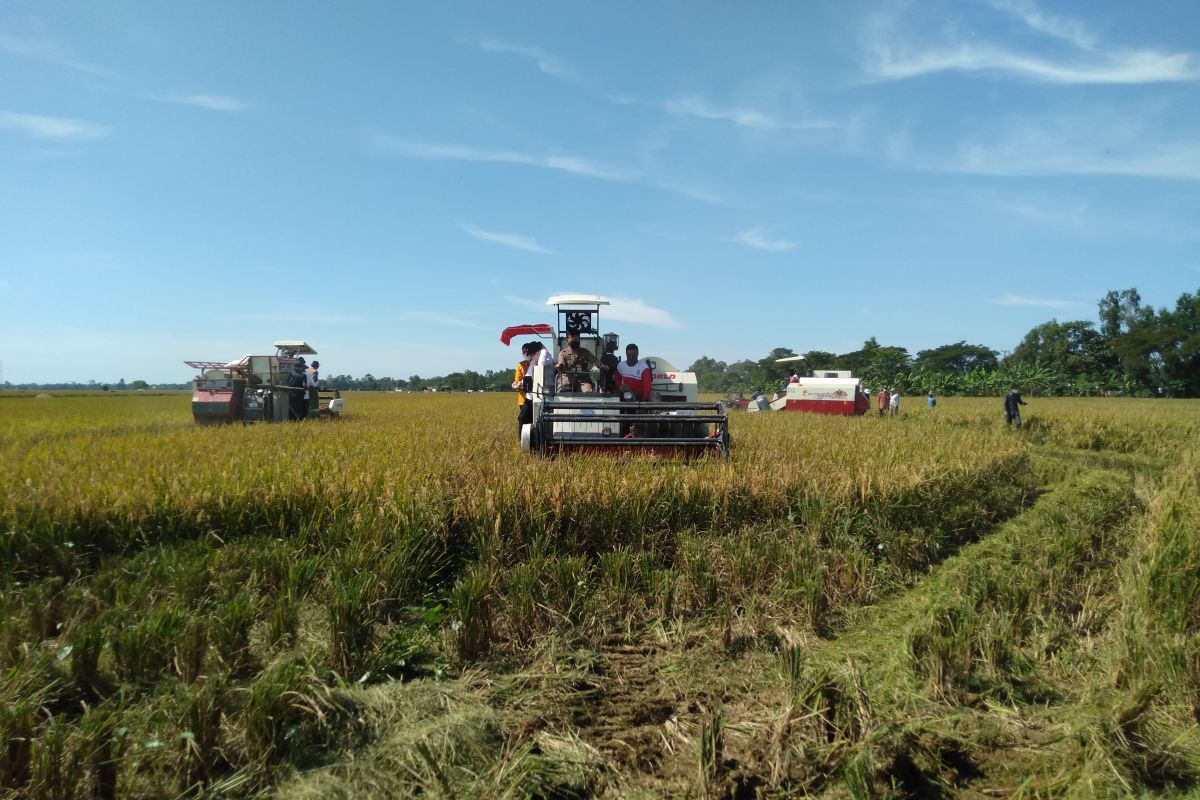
[502,295,730,458]
[748,355,869,416]
[184,340,344,425]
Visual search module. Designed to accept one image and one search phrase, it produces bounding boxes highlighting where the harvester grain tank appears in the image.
[747,355,869,416]
[184,340,344,425]
[501,294,729,458]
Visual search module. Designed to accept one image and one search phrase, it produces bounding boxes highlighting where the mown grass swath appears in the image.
[0,391,1197,797]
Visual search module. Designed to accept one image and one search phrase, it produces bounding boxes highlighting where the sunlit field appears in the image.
[2,391,1198,798]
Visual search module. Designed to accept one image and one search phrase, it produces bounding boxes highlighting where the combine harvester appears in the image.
[502,295,730,458]
[748,355,869,416]
[184,340,344,425]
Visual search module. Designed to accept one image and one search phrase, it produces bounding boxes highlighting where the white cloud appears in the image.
[158,93,249,112]
[602,296,683,330]
[368,134,634,182]
[996,198,1092,234]
[735,227,797,253]
[666,96,778,130]
[988,294,1078,310]
[860,8,1199,84]
[503,294,682,330]
[884,114,1200,182]
[665,96,835,133]
[465,35,574,79]
[987,0,1099,50]
[0,112,111,140]
[458,222,556,255]
[0,32,111,77]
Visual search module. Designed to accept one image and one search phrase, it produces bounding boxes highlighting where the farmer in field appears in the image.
[877,387,890,417]
[889,388,901,416]
[1004,386,1027,427]
[513,342,533,435]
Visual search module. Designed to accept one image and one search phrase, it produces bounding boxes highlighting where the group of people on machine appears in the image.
[286,357,322,421]
[511,331,654,432]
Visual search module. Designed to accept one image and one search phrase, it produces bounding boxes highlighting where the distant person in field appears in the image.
[555,330,597,392]
[927,391,936,408]
[616,343,653,402]
[1004,386,1027,427]
[889,388,901,416]
[877,387,890,417]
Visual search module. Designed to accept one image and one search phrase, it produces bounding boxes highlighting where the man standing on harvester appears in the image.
[556,330,598,392]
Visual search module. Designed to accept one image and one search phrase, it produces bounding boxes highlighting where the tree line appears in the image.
[6,286,1195,397]
[688,286,1200,398]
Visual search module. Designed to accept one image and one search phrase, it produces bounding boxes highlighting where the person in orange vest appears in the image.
[512,342,533,436]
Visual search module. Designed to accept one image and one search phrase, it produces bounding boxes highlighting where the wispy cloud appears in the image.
[369,133,634,182]
[463,35,574,80]
[0,32,111,77]
[603,296,683,330]
[665,96,835,132]
[860,5,1199,84]
[885,115,1200,182]
[735,227,797,253]
[368,131,721,204]
[996,197,1092,234]
[458,222,556,255]
[157,93,249,112]
[987,0,1098,50]
[988,294,1077,310]
[0,111,111,140]
[398,310,487,330]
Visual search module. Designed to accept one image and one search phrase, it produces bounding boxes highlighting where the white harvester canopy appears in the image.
[273,340,318,357]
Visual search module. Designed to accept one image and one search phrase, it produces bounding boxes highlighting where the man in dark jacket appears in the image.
[1004,386,1027,427]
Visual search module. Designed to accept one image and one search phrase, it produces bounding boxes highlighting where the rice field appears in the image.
[2,391,1198,798]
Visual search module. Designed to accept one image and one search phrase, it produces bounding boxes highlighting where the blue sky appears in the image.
[2,1,1198,383]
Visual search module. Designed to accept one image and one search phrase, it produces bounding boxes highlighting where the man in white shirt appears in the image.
[616,343,652,401]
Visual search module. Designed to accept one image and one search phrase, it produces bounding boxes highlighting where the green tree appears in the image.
[913,341,998,374]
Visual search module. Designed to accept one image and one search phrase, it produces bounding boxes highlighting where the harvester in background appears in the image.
[747,355,869,416]
[184,340,344,425]
[501,294,729,458]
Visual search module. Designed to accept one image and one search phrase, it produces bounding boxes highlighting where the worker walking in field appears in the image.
[877,387,890,417]
[1004,386,1027,427]
[889,388,901,416]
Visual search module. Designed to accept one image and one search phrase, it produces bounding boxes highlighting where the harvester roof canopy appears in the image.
[775,355,807,363]
[273,340,317,355]
[546,294,609,306]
